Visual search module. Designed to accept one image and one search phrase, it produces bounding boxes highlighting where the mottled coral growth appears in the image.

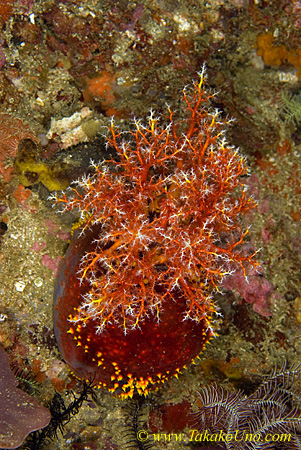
[223,266,273,316]
[83,71,119,116]
[0,113,36,181]
[41,254,62,276]
[0,0,15,22]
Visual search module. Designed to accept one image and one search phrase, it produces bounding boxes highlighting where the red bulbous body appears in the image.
[54,225,212,397]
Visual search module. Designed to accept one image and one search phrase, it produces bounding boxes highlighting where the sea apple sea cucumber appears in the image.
[54,224,212,396]
[53,67,259,397]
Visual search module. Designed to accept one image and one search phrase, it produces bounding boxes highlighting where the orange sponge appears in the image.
[256,32,301,79]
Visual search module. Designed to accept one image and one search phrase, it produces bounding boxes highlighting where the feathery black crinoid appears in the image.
[23,380,95,450]
[191,362,301,449]
[11,365,40,396]
[122,395,156,450]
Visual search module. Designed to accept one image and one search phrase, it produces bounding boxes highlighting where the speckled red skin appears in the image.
[53,225,212,396]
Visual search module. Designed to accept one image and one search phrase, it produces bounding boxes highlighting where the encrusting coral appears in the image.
[53,67,259,397]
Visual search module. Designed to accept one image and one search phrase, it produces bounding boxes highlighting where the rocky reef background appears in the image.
[0,0,300,449]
